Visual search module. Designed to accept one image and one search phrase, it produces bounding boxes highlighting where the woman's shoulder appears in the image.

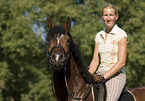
[117,26,127,35]
[96,30,105,36]
[95,30,105,43]
[116,26,128,41]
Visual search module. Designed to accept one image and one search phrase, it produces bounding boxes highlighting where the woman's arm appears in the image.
[103,37,127,79]
[88,42,99,74]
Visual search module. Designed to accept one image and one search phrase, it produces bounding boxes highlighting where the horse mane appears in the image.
[47,26,94,84]
[70,39,95,84]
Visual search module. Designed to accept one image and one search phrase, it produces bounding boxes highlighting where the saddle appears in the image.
[93,83,135,101]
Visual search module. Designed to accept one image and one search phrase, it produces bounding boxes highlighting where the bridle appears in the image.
[47,33,93,101]
[47,44,70,70]
[47,34,70,70]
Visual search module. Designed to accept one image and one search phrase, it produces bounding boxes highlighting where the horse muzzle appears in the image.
[50,52,65,70]
[47,45,70,70]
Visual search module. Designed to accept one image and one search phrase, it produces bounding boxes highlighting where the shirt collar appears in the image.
[104,24,118,35]
[100,24,118,40]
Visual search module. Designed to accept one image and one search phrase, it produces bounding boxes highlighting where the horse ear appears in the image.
[64,17,71,32]
[48,17,54,30]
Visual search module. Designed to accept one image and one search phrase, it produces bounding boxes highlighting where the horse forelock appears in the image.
[47,26,66,41]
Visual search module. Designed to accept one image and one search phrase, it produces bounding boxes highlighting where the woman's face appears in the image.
[102,8,118,29]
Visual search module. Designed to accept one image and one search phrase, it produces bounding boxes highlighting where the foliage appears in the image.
[0,0,53,100]
[118,0,145,88]
[0,0,145,100]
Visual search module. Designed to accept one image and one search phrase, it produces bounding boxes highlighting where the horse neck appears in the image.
[68,55,84,82]
[66,55,90,99]
[52,54,90,101]
[53,68,68,101]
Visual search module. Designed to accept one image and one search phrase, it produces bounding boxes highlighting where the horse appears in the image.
[47,17,96,101]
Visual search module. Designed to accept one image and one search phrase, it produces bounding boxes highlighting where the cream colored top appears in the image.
[95,24,127,71]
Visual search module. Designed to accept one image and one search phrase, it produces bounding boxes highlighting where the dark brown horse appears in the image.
[47,17,96,101]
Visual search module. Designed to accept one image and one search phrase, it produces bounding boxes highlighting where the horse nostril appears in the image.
[51,54,55,62]
[59,54,63,61]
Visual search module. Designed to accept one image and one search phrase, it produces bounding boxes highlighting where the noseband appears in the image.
[47,34,70,70]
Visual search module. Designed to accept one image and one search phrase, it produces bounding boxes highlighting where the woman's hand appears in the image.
[93,74,104,82]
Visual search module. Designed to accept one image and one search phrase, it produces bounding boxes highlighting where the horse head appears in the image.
[47,17,72,70]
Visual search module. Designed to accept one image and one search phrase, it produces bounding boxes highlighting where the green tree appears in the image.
[0,0,54,100]
[117,0,145,88]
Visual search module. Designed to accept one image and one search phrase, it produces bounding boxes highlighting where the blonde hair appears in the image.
[102,4,118,15]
